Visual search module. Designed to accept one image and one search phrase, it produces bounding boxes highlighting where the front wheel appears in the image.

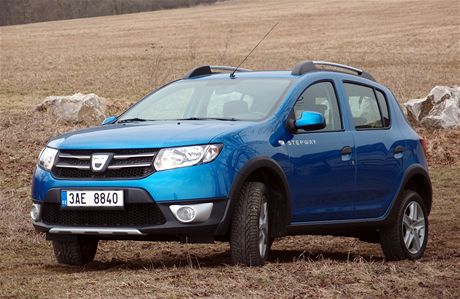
[230,182,270,266]
[379,190,428,261]
[52,237,98,266]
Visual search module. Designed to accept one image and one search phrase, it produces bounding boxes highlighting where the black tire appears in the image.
[379,190,428,261]
[230,182,270,266]
[52,237,98,266]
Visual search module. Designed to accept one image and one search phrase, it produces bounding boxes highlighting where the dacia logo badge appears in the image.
[91,153,112,173]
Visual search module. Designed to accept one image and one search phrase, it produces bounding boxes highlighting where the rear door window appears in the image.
[344,83,390,129]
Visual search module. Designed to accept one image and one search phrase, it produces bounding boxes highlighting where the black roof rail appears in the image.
[183,65,252,79]
[291,60,376,81]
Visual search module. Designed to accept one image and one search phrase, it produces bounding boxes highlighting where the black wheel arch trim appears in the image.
[385,163,432,220]
[215,157,291,236]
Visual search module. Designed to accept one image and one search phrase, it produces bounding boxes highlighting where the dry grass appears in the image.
[1,0,459,103]
[0,164,459,298]
[0,0,459,298]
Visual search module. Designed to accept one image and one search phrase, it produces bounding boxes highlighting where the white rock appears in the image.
[37,93,107,124]
[405,86,460,129]
[404,98,426,121]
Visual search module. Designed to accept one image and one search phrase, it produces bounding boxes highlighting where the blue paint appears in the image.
[32,69,429,225]
[295,111,325,130]
[101,116,117,125]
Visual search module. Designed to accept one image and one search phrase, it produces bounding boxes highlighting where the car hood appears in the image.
[47,120,254,150]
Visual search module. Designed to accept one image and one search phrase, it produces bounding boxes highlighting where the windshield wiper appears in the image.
[117,118,153,123]
[176,117,239,121]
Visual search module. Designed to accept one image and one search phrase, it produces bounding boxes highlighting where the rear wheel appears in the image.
[379,190,428,261]
[52,237,98,266]
[230,182,270,266]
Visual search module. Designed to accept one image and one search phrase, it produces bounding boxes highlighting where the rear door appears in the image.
[342,82,404,218]
[287,81,356,222]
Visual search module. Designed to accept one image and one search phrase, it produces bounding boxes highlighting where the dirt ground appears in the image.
[0,0,459,297]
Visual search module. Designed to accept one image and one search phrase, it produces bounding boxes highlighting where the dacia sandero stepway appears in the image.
[31,61,432,266]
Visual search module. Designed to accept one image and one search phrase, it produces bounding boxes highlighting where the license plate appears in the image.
[61,190,124,208]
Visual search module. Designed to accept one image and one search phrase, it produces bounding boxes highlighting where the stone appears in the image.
[405,86,460,129]
[37,93,107,124]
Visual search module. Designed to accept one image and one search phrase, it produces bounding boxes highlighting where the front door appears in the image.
[287,81,356,222]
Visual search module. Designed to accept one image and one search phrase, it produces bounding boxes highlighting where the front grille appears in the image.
[42,203,166,227]
[52,149,157,179]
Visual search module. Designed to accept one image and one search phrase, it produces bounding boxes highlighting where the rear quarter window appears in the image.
[375,90,390,127]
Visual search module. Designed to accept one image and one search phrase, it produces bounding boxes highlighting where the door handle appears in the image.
[341,146,353,155]
[394,145,405,159]
[341,146,353,162]
[394,145,405,154]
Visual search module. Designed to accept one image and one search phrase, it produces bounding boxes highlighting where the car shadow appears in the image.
[44,248,384,272]
[44,251,232,272]
[269,249,384,263]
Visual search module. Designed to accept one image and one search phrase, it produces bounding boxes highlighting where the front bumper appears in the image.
[32,188,229,241]
[32,159,236,203]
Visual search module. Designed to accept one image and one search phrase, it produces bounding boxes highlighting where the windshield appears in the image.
[118,78,292,122]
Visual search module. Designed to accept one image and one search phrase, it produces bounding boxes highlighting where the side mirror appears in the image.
[294,111,326,131]
[101,116,117,125]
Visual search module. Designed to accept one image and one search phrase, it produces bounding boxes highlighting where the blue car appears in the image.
[31,61,432,266]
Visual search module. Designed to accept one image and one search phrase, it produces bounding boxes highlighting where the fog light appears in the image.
[177,207,196,222]
[30,203,42,221]
[169,203,213,224]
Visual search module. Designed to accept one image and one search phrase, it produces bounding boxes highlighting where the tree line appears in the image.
[0,0,225,26]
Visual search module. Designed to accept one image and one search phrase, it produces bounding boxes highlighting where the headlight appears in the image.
[154,144,223,171]
[38,147,58,171]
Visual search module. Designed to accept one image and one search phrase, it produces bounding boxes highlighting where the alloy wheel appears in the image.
[258,200,268,258]
[402,201,426,254]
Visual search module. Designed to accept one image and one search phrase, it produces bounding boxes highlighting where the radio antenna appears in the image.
[230,22,279,79]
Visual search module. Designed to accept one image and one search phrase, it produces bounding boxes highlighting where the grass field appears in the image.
[0,0,459,297]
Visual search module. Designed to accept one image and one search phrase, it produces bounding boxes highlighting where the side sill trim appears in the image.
[289,217,385,227]
[48,227,146,235]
